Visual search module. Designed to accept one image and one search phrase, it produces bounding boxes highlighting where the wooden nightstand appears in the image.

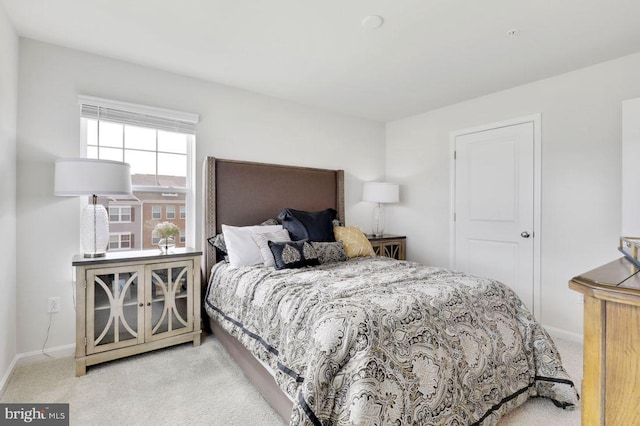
[73,248,202,376]
[367,235,406,260]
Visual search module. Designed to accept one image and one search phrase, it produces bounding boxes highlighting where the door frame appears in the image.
[449,114,541,319]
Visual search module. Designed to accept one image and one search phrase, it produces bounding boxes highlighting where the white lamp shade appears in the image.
[54,158,132,257]
[54,158,132,196]
[362,182,399,204]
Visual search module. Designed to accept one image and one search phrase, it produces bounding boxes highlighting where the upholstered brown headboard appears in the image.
[202,157,345,280]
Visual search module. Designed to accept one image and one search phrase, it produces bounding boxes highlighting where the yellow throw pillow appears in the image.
[334,226,375,258]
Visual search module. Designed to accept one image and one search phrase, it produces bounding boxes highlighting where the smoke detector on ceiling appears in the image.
[362,15,384,30]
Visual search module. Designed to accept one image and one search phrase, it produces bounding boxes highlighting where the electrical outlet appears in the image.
[578,294,584,304]
[47,297,60,313]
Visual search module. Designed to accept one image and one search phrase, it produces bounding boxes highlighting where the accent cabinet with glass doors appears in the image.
[73,248,202,376]
[367,234,406,260]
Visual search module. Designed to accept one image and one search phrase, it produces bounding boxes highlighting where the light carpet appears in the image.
[1,334,582,425]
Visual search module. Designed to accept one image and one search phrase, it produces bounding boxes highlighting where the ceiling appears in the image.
[3,0,640,122]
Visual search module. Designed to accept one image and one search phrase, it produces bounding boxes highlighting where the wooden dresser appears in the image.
[569,258,640,426]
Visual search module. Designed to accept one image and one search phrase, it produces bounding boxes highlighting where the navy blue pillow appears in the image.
[268,240,320,270]
[277,208,337,242]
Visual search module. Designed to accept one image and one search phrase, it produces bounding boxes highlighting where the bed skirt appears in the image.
[209,317,293,423]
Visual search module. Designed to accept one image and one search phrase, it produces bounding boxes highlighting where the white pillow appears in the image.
[251,229,291,267]
[222,224,283,268]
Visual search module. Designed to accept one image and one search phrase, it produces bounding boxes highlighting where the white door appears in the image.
[454,121,535,310]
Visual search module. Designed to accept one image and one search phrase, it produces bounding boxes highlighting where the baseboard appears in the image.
[0,355,19,398]
[14,344,76,367]
[544,325,583,343]
[0,343,75,397]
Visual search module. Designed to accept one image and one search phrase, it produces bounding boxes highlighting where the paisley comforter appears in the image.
[205,256,578,425]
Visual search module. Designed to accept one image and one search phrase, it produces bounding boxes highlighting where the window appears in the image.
[109,206,131,223]
[166,205,175,219]
[120,234,131,249]
[80,95,198,251]
[109,233,132,250]
[179,230,186,243]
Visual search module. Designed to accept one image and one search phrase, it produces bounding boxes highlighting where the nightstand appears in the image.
[367,235,406,260]
[73,248,202,376]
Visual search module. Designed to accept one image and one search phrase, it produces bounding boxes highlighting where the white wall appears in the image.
[0,3,18,389]
[16,39,385,354]
[386,52,640,337]
[622,98,640,235]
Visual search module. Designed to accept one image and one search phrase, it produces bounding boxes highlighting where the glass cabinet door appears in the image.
[381,243,401,259]
[146,260,193,340]
[86,266,145,354]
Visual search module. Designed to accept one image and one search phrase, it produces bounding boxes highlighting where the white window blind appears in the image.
[78,95,199,134]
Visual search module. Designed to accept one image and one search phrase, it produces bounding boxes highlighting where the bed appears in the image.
[201,157,579,425]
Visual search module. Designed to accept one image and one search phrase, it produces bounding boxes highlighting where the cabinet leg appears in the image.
[75,359,87,377]
[193,332,201,347]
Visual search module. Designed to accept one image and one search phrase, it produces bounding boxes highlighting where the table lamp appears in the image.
[54,158,132,257]
[363,181,399,237]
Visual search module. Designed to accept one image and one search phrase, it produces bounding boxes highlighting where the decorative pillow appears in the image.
[311,241,347,264]
[222,224,283,268]
[333,226,376,258]
[278,208,337,242]
[268,240,320,270]
[207,218,280,254]
[251,229,292,267]
[207,233,227,253]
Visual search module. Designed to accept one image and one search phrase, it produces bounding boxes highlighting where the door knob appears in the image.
[521,231,530,238]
